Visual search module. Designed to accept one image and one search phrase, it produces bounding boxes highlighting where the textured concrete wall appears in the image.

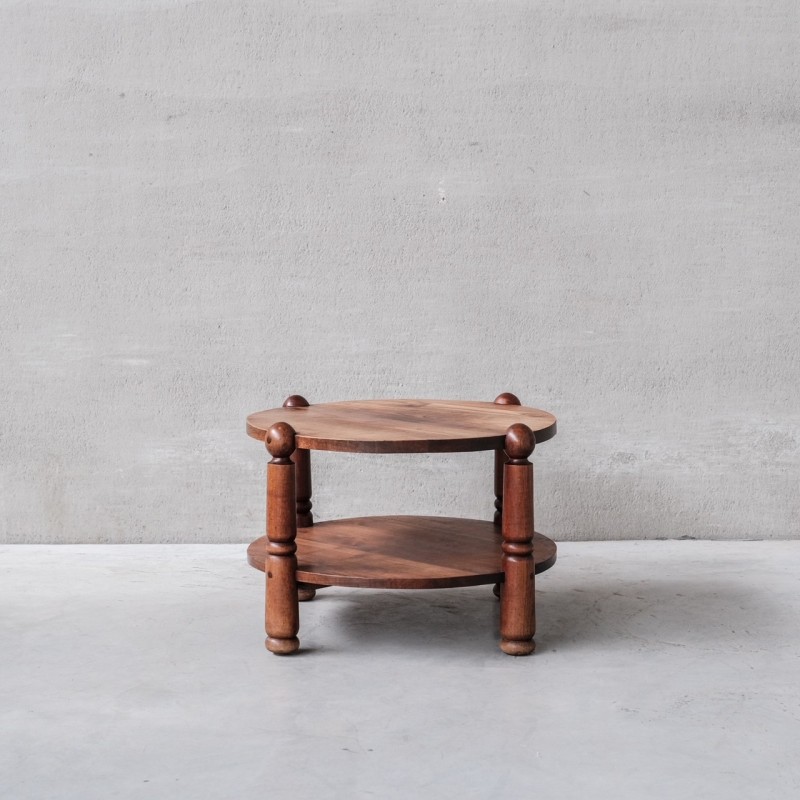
[2,1,798,543]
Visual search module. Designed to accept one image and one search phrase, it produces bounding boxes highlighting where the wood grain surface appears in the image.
[247,399,556,453]
[247,515,557,589]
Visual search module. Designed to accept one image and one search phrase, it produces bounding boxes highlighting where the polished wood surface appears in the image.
[247,398,556,453]
[247,516,557,589]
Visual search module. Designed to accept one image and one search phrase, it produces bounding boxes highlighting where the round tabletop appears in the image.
[246,399,557,454]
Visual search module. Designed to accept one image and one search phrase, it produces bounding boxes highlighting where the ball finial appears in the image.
[266,422,296,458]
[505,423,535,460]
[283,395,309,408]
[494,392,521,406]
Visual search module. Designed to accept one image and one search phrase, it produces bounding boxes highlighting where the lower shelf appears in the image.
[247,515,557,590]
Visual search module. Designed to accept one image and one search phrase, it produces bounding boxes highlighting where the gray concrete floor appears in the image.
[1,541,799,799]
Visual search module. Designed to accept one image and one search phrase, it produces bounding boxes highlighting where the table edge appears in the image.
[246,419,557,453]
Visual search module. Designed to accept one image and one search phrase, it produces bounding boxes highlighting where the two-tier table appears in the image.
[246,394,557,656]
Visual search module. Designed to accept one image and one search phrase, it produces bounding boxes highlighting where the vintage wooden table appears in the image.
[246,394,558,656]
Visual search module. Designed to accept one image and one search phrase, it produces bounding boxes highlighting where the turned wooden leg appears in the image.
[265,422,300,654]
[492,392,520,525]
[283,395,314,528]
[500,423,536,656]
[493,447,507,527]
[283,395,321,602]
[292,448,313,527]
[493,444,505,601]
[493,393,520,599]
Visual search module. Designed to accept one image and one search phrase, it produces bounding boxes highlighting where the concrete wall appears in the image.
[2,1,798,543]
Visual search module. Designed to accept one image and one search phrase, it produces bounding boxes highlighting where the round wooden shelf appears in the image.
[247,515,557,589]
[246,399,556,454]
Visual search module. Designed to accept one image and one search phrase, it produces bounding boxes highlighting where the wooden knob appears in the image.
[283,395,309,408]
[494,392,521,406]
[266,422,296,458]
[505,424,535,460]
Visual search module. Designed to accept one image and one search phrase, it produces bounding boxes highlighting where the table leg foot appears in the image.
[298,583,317,602]
[500,638,536,656]
[298,583,331,601]
[266,636,300,655]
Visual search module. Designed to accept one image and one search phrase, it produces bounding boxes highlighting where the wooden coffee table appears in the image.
[246,394,558,656]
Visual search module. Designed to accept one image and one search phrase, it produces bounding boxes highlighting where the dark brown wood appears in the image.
[247,396,558,656]
[247,516,557,589]
[283,395,314,527]
[297,582,318,602]
[493,392,520,525]
[493,449,507,525]
[500,424,536,656]
[292,448,313,528]
[493,392,521,406]
[282,394,309,409]
[247,399,556,454]
[264,423,300,654]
